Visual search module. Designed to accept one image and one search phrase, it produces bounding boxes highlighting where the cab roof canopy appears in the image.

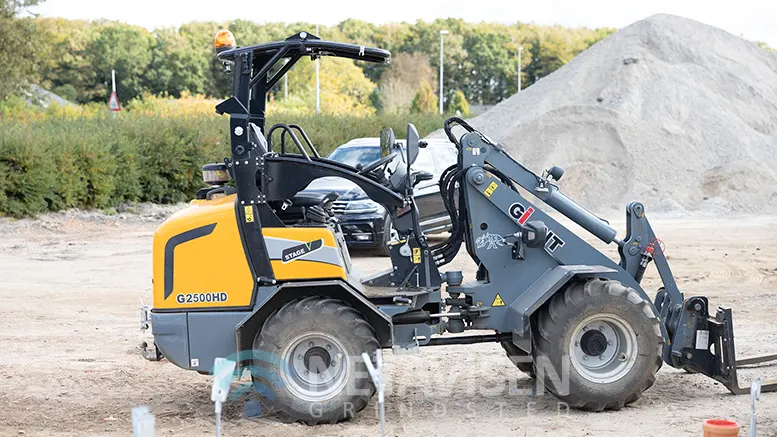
[215,31,391,133]
[218,31,391,64]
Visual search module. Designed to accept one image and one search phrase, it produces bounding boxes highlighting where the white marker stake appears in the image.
[362,350,385,437]
[131,406,155,437]
[751,378,762,437]
[211,357,237,437]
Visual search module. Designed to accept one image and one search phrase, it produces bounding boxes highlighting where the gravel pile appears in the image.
[0,203,184,234]
[460,14,777,216]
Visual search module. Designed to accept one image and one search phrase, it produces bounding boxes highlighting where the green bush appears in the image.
[0,125,58,216]
[449,90,470,116]
[0,112,446,217]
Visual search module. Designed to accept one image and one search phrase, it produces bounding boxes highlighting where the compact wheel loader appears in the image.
[140,30,777,424]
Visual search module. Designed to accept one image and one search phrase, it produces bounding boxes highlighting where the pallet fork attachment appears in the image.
[617,204,777,395]
[709,308,777,395]
[656,292,777,395]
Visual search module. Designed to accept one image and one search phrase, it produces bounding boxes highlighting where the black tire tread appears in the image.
[376,215,392,257]
[252,297,379,424]
[532,279,664,411]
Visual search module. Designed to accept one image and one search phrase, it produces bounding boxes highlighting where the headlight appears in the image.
[345,199,381,214]
[340,187,384,214]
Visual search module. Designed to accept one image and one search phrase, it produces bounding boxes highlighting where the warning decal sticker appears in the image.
[484,181,498,197]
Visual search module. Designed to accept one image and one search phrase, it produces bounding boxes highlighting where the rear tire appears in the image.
[532,279,663,411]
[500,341,535,377]
[251,297,379,424]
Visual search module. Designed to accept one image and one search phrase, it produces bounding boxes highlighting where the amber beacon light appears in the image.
[214,30,236,52]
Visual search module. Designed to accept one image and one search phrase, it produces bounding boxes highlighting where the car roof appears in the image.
[338,137,456,148]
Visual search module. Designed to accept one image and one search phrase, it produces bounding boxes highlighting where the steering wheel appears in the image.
[358,152,397,175]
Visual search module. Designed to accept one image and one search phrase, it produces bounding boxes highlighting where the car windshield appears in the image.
[328,142,439,174]
[327,146,381,167]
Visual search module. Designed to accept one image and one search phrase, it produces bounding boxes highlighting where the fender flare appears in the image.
[234,280,393,359]
[507,265,663,352]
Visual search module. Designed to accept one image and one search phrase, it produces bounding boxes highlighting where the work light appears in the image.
[202,163,231,186]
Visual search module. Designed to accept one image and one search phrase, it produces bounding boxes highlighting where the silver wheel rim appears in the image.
[280,332,350,402]
[569,314,638,383]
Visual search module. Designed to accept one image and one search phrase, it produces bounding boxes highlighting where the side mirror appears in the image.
[379,128,395,159]
[406,123,420,167]
[412,170,433,187]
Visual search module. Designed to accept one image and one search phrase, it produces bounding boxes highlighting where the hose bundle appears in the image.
[431,117,520,267]
[430,163,467,266]
[430,117,478,267]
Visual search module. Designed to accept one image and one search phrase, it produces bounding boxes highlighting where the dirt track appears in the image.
[0,214,776,436]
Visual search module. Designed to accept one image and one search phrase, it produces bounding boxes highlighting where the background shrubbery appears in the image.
[0,109,446,217]
[0,1,627,218]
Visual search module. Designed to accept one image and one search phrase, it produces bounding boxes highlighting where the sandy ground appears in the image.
[0,214,776,437]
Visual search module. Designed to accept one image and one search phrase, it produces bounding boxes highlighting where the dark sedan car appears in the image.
[300,137,457,255]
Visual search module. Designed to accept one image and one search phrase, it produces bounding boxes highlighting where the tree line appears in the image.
[4,0,617,114]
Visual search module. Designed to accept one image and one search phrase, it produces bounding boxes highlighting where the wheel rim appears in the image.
[569,314,638,383]
[280,332,350,402]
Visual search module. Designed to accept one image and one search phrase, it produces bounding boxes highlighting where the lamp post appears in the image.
[518,46,523,93]
[315,24,320,115]
[439,30,449,115]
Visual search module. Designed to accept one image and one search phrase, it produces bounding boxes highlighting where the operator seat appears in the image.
[250,124,338,225]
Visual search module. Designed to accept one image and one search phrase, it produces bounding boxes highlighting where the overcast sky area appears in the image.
[32,0,777,47]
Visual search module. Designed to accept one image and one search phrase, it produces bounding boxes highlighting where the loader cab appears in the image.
[205,31,416,287]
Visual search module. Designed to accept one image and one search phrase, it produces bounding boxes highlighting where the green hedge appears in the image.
[0,113,446,217]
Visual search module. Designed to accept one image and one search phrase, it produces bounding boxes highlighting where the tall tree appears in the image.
[378,52,435,113]
[462,30,516,104]
[178,21,229,98]
[401,19,471,109]
[147,28,207,97]
[411,81,438,114]
[0,0,44,99]
[37,18,101,103]
[282,56,377,116]
[88,23,154,102]
[31,17,617,107]
[449,89,470,116]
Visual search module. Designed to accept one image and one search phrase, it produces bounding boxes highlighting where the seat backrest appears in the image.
[249,122,268,154]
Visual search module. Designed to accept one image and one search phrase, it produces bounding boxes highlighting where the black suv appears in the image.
[293,137,457,255]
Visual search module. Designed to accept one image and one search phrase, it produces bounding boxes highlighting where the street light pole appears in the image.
[439,30,448,115]
[518,46,523,93]
[315,24,320,115]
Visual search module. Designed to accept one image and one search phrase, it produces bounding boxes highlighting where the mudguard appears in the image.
[507,265,617,352]
[234,280,393,360]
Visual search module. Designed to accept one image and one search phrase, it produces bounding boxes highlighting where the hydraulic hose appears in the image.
[431,163,467,266]
[432,117,483,267]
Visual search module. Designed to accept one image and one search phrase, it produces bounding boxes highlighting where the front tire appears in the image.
[532,279,663,411]
[251,297,379,424]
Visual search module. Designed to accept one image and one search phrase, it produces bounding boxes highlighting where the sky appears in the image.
[32,0,777,47]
